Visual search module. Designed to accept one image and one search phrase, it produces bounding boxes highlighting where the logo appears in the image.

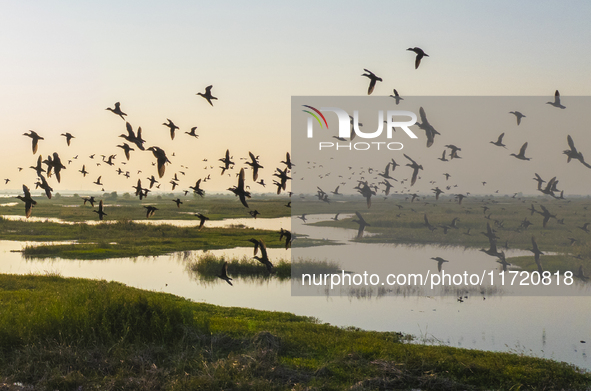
[304,106,418,140]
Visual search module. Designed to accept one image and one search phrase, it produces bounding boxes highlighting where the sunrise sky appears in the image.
[1,1,590,195]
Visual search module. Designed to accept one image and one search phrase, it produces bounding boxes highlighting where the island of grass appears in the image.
[0,274,589,390]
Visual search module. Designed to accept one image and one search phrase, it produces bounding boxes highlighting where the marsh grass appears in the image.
[0,274,589,390]
[188,253,342,282]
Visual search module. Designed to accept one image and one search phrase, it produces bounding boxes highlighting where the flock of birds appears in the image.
[13,87,298,284]
[9,46,591,285]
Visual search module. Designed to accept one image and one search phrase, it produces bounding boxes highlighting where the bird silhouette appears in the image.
[280,152,295,169]
[106,102,127,120]
[147,146,171,178]
[416,107,439,148]
[279,228,292,249]
[431,257,449,272]
[490,133,507,148]
[93,200,107,220]
[546,90,566,109]
[61,132,75,146]
[172,198,182,208]
[361,69,382,95]
[16,185,36,218]
[245,152,263,181]
[34,174,53,199]
[144,206,158,218]
[407,47,429,69]
[117,143,134,160]
[352,211,370,238]
[185,127,199,138]
[389,89,403,104]
[219,149,234,175]
[195,213,209,230]
[163,119,179,140]
[250,238,273,272]
[404,154,423,186]
[23,131,44,154]
[197,85,217,106]
[509,111,526,125]
[227,168,251,208]
[510,142,531,161]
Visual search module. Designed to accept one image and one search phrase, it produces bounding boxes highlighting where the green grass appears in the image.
[188,253,342,281]
[0,274,589,390]
[1,193,291,222]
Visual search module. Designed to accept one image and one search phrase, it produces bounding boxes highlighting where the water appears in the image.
[0,215,589,370]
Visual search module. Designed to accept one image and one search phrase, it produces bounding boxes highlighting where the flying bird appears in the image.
[352,211,370,239]
[147,146,171,178]
[431,257,449,273]
[490,133,507,148]
[162,119,179,140]
[509,111,526,125]
[361,69,382,95]
[217,262,233,286]
[407,47,429,69]
[23,131,44,154]
[61,132,75,146]
[546,90,566,109]
[389,89,403,105]
[106,102,127,120]
[510,142,531,161]
[16,185,36,218]
[227,168,251,208]
[197,85,217,106]
[94,200,107,220]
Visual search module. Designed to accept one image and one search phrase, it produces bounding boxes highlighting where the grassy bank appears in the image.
[0,274,589,390]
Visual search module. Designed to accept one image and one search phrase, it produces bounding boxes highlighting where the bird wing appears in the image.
[368,78,376,95]
[519,142,528,155]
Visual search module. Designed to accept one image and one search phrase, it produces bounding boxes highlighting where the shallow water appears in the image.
[0,215,589,370]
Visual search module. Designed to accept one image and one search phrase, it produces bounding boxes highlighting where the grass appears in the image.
[8,219,283,259]
[0,273,589,390]
[1,193,292,222]
[188,253,343,281]
[302,195,591,275]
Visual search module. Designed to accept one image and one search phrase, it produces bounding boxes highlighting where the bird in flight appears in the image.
[510,142,531,161]
[163,119,179,140]
[16,185,36,218]
[61,132,75,146]
[227,168,251,208]
[94,200,107,221]
[490,133,507,148]
[185,127,199,138]
[389,89,403,105]
[195,213,210,230]
[404,154,423,186]
[352,211,370,239]
[197,85,217,106]
[509,111,526,125]
[431,257,449,272]
[23,130,44,154]
[546,90,566,109]
[361,69,382,95]
[106,102,127,120]
[407,47,429,69]
[147,146,171,178]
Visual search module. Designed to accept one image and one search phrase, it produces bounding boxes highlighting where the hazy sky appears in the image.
[1,1,590,195]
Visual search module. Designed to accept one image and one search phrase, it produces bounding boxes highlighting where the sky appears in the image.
[0,0,590,195]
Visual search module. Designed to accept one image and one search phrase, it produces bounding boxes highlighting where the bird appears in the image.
[147,146,171,178]
[144,206,158,218]
[280,152,295,169]
[389,89,403,105]
[297,214,307,223]
[227,168,250,208]
[423,214,437,232]
[106,102,127,120]
[404,154,423,186]
[119,122,145,151]
[563,135,591,168]
[195,213,209,230]
[416,107,440,148]
[219,149,234,175]
[197,85,217,106]
[245,152,263,181]
[189,179,205,197]
[16,185,36,218]
[490,133,507,148]
[185,127,199,138]
[361,69,382,95]
[249,210,260,219]
[61,132,75,146]
[546,90,566,109]
[578,222,590,234]
[93,200,107,220]
[250,239,273,273]
[146,175,159,189]
[217,262,233,286]
[279,228,292,249]
[431,257,449,272]
[529,236,544,271]
[93,176,103,186]
[172,198,182,208]
[162,119,179,140]
[352,211,370,239]
[79,165,89,177]
[117,143,134,161]
[510,142,531,161]
[82,196,96,207]
[509,111,526,125]
[30,156,45,177]
[407,47,429,69]
[331,213,340,221]
[34,174,53,199]
[23,131,44,154]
